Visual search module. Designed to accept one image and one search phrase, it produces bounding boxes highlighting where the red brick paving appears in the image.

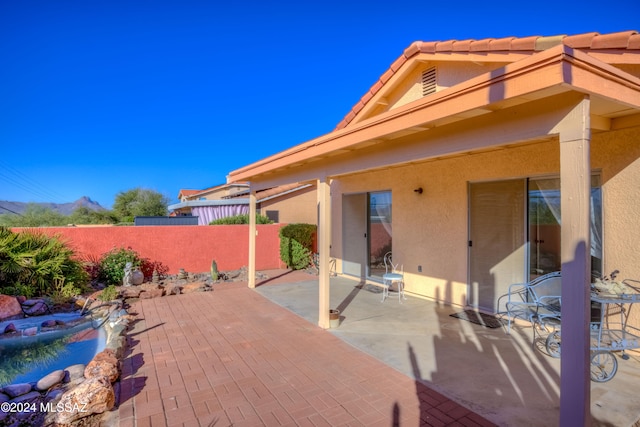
[118,275,496,427]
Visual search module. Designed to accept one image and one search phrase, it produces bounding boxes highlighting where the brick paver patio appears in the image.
[118,281,495,426]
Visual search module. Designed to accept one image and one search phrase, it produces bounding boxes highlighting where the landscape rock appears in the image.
[0,391,10,403]
[23,326,38,336]
[23,301,48,316]
[181,282,207,294]
[36,369,65,391]
[140,289,164,299]
[41,319,57,328]
[10,390,41,404]
[3,322,17,334]
[0,295,22,321]
[3,383,32,398]
[65,364,86,382]
[119,287,141,298]
[84,350,119,383]
[55,376,115,425]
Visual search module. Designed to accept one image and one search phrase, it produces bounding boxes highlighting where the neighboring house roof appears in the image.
[335,31,640,130]
[177,182,250,202]
[177,189,200,199]
[227,30,640,185]
[168,198,250,211]
[224,182,314,202]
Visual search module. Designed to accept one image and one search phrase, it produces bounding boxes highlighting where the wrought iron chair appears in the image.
[382,252,406,303]
[505,271,562,336]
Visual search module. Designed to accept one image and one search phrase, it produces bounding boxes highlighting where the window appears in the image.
[265,210,279,223]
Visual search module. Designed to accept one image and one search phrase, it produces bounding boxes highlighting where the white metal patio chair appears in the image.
[505,271,562,335]
[382,252,406,303]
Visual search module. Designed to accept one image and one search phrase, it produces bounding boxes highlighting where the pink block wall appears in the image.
[14,225,285,274]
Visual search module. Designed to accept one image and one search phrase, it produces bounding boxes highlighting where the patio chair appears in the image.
[382,252,406,303]
[505,271,562,335]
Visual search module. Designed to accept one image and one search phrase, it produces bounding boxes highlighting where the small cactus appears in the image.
[211,260,219,281]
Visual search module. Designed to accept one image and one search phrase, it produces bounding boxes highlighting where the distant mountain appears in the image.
[0,197,107,216]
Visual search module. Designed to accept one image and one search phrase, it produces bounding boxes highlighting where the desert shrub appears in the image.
[209,214,273,225]
[99,285,118,301]
[97,247,169,285]
[140,259,169,281]
[279,223,316,270]
[0,227,89,298]
[97,247,143,286]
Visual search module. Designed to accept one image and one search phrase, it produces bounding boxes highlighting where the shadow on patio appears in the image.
[255,273,640,427]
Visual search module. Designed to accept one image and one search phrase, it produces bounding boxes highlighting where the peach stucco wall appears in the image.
[331,125,640,309]
[15,225,284,275]
[260,186,318,225]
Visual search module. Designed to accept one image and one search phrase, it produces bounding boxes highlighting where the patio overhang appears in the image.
[228,44,640,189]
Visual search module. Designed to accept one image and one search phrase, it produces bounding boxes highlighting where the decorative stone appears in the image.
[36,369,65,391]
[41,319,57,328]
[23,326,38,336]
[177,268,188,280]
[65,364,86,382]
[23,301,48,316]
[181,282,207,294]
[3,383,32,398]
[140,289,164,299]
[10,390,41,404]
[123,262,133,287]
[0,391,10,403]
[132,269,144,285]
[20,299,40,307]
[55,320,66,326]
[119,287,141,298]
[152,269,159,283]
[3,323,17,334]
[0,295,22,320]
[55,376,115,425]
[84,349,119,383]
[166,285,181,295]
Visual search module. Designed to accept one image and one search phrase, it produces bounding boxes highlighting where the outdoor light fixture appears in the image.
[414,187,423,194]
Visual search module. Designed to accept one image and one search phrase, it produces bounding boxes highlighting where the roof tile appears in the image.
[488,37,516,50]
[591,30,639,49]
[629,33,640,49]
[510,35,540,51]
[563,32,599,48]
[419,41,438,53]
[469,38,494,52]
[389,55,407,72]
[452,39,474,52]
[435,40,455,52]
[403,41,422,58]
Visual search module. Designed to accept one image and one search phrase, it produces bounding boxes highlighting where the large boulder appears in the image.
[84,350,119,383]
[0,295,22,321]
[55,376,115,425]
[36,369,65,391]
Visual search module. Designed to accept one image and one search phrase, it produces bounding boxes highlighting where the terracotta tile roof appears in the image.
[335,31,640,130]
[224,182,312,201]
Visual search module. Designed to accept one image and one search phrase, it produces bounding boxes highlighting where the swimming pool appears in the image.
[0,313,107,387]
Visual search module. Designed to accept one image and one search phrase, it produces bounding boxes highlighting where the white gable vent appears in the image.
[421,67,437,96]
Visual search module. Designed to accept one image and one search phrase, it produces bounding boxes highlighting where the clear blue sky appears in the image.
[1,1,638,209]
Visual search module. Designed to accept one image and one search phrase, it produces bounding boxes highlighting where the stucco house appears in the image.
[169,182,317,225]
[227,31,640,423]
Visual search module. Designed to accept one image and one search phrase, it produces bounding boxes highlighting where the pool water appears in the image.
[0,314,106,387]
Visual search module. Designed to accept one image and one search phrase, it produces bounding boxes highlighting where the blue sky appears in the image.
[1,1,638,209]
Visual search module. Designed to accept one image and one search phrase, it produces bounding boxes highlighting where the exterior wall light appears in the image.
[414,187,423,194]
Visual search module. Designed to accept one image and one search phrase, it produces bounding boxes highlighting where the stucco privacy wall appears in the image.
[13,225,284,275]
[331,127,640,308]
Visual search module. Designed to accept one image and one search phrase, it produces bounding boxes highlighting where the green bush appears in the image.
[97,247,143,286]
[279,223,317,270]
[0,227,89,298]
[209,214,273,225]
[97,247,168,286]
[99,285,118,301]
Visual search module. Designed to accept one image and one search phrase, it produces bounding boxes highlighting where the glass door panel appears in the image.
[368,191,392,279]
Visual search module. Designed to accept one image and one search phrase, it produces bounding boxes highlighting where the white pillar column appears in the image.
[559,97,591,426]
[318,178,331,329]
[248,189,257,289]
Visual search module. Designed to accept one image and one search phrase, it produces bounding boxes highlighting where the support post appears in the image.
[559,97,591,426]
[318,178,331,329]
[248,189,257,289]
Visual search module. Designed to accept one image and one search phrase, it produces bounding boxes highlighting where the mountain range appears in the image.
[0,196,106,216]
